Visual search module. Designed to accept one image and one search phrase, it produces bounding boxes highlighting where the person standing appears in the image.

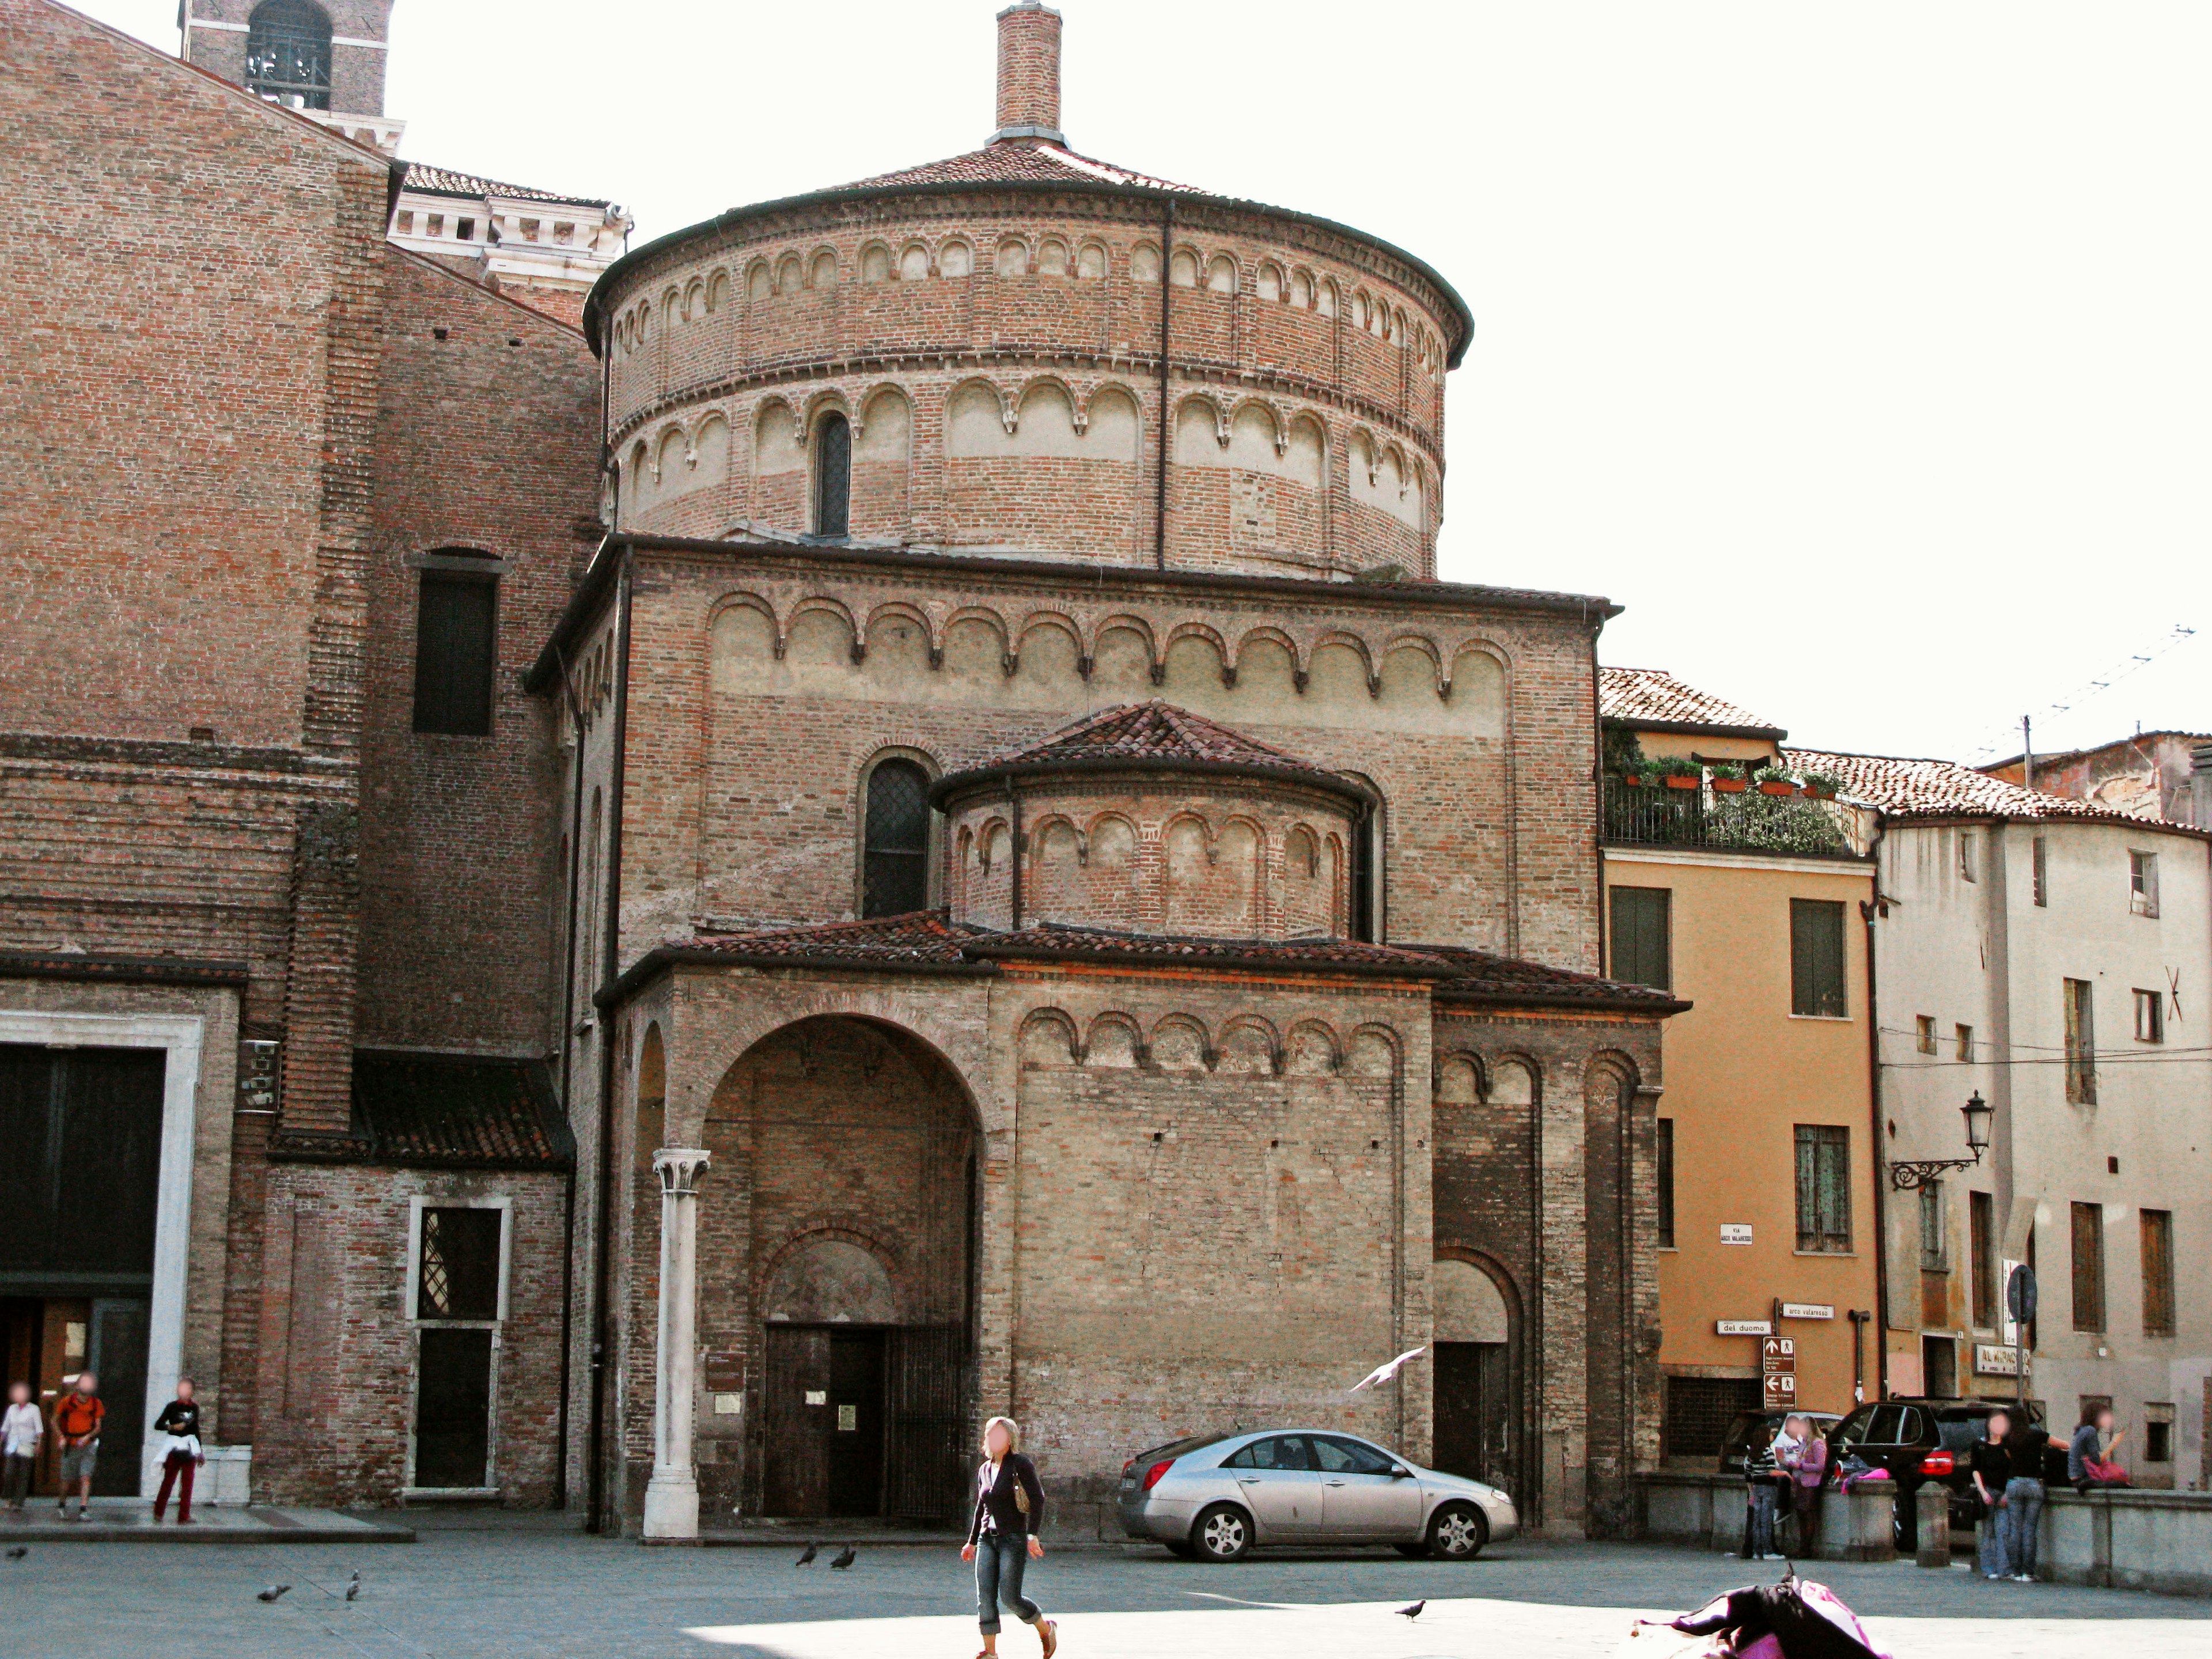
[150,1378,204,1524]
[1999,1412,2050,1583]
[961,1416,1058,1658]
[1779,1414,1827,1557]
[50,1371,103,1522]
[1968,1410,2013,1580]
[1743,1421,1785,1562]
[1,1382,40,1513]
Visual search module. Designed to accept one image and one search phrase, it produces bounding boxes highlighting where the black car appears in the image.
[1717,1410,1843,1479]
[1824,1397,2054,1546]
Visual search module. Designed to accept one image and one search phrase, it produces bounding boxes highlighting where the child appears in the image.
[1,1382,40,1513]
[150,1378,204,1524]
[50,1371,103,1521]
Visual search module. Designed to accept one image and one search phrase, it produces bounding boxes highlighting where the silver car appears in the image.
[1118,1428,1518,1561]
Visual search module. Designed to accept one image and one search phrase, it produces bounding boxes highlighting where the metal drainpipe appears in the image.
[1861,880,1892,1403]
[1009,782,1024,931]
[584,550,635,1533]
[550,644,590,1512]
[1153,197,1173,570]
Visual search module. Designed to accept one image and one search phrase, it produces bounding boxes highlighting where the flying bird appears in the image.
[1351,1345,1429,1392]
[1396,1600,1426,1622]
[830,1544,857,1570]
[5,1546,25,1559]
[795,1541,818,1566]
[257,1585,291,1603]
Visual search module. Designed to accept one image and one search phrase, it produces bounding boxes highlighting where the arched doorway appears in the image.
[1431,1253,1521,1502]
[698,1016,977,1522]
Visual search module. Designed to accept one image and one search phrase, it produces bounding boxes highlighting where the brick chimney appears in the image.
[994,3,1065,145]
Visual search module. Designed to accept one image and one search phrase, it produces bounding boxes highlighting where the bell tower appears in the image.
[180,1,405,153]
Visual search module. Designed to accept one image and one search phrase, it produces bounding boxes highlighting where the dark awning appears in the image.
[347,1051,573,1171]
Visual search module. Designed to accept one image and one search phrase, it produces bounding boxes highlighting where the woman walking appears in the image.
[961,1416,1058,1658]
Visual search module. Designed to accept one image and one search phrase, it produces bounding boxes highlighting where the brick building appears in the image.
[1,0,1681,1540]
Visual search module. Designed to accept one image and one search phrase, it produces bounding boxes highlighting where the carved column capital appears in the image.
[653,1146,711,1196]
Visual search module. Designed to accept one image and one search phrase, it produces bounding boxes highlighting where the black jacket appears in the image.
[967,1452,1045,1544]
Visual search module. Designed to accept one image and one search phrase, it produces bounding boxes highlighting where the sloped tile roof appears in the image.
[403,162,612,209]
[1783,747,2205,834]
[1416,944,1688,1013]
[349,1051,572,1169]
[1601,666,1785,737]
[843,139,1201,195]
[968,922,1464,977]
[687,911,988,965]
[935,702,1363,801]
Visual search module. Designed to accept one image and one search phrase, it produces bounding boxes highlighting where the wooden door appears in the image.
[825,1330,885,1517]
[762,1325,831,1517]
[885,1325,968,1521]
[415,1329,493,1487]
[1433,1340,1514,1493]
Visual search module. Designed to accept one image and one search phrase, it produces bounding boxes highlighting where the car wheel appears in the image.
[1191,1503,1253,1563]
[1426,1501,1487,1560]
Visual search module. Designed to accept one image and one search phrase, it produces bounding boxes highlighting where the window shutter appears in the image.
[1609,887,1671,991]
[1790,899,1846,1017]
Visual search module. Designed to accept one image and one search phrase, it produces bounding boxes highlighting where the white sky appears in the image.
[79,1,2212,763]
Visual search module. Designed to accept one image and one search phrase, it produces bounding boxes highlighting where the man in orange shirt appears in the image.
[50,1372,103,1521]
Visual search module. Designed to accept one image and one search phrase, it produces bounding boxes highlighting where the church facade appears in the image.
[0,0,1676,1540]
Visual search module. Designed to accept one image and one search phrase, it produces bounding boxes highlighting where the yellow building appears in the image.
[1599,670,1882,1463]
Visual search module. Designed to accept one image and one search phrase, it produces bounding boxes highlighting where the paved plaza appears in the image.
[3,1514,2203,1658]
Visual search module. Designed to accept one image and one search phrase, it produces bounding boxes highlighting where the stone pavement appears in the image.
[0,1497,414,1544]
[3,1514,2202,1658]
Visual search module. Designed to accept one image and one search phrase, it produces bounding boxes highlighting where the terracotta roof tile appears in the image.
[403,162,611,209]
[842,140,1201,195]
[1601,666,1784,736]
[968,922,1463,976]
[687,911,986,964]
[936,702,1361,800]
[1783,747,2205,833]
[349,1051,571,1169]
[1416,944,1688,1012]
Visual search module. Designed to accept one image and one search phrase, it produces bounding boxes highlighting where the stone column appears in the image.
[642,1147,710,1540]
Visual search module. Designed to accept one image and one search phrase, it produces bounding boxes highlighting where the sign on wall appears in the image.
[1975,1344,2023,1376]
[1762,1336,1797,1409]
[1721,1224,1754,1246]
[1717,1319,1773,1336]
[1781,1303,1835,1320]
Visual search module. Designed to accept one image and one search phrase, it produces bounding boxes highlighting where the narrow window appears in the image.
[2063,978,2096,1104]
[412,569,498,736]
[414,1206,502,1491]
[2144,1410,2172,1465]
[861,758,930,918]
[2032,835,2048,906]
[456,218,476,243]
[1970,1190,1998,1328]
[813,411,851,536]
[1656,1118,1676,1249]
[417,1207,503,1321]
[1918,1180,1946,1271]
[1955,1022,1974,1062]
[1915,1016,1937,1055]
[1958,831,1976,882]
[2130,850,2159,916]
[2070,1200,2105,1332]
[1608,887,1672,992]
[1793,1124,1852,1253]
[2140,1208,2175,1338]
[396,210,414,235]
[2134,988,2165,1044]
[245,0,332,109]
[1790,899,1847,1017]
[427,214,445,238]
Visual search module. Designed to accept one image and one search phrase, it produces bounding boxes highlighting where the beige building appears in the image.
[1599,671,1881,1460]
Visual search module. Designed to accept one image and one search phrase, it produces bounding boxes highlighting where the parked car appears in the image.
[1824,1397,2053,1545]
[1716,1410,1843,1480]
[1117,1429,1519,1562]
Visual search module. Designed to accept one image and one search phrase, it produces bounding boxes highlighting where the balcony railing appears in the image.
[1603,779,1865,857]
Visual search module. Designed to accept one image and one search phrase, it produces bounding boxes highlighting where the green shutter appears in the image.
[1790,899,1846,1017]
[1609,886,1671,991]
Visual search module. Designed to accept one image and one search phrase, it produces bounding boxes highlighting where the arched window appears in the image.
[246,1,333,110]
[861,759,930,918]
[813,411,851,537]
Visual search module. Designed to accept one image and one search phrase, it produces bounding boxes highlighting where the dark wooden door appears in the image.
[885,1325,968,1521]
[762,1325,832,1517]
[414,1328,493,1487]
[86,1299,149,1496]
[1433,1340,1514,1491]
[826,1330,885,1517]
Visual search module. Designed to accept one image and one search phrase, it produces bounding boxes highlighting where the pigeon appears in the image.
[1351,1346,1429,1392]
[5,1547,25,1560]
[794,1541,818,1566]
[1396,1600,1426,1622]
[345,1572,361,1602]
[830,1544,857,1570]
[257,1585,291,1603]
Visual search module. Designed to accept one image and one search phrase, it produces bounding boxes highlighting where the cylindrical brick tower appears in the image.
[586,3,1472,582]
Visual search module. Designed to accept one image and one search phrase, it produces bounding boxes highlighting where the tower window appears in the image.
[245,0,333,111]
[412,569,498,736]
[813,412,851,537]
[861,759,930,918]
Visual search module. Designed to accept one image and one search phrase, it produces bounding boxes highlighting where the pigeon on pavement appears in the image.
[795,1541,818,1566]
[830,1544,857,1570]
[1395,1600,1426,1621]
[345,1571,361,1601]
[4,1547,25,1560]
[257,1585,291,1603]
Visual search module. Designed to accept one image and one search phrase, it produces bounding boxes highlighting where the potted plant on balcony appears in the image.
[1710,762,1749,794]
[1656,759,1700,789]
[1801,771,1843,800]
[1755,766,1800,797]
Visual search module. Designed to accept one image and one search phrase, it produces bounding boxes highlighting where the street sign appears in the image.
[1762,1334,1797,1408]
[2006,1264,2037,1324]
[1763,1338,1797,1363]
[1975,1344,2022,1376]
[1717,1319,1773,1336]
[1781,1303,1835,1320]
[1764,1372,1798,1407]
[1720,1224,1753,1246]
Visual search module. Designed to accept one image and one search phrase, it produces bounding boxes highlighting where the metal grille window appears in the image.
[2063,978,2096,1104]
[412,570,497,736]
[1608,886,1671,991]
[2140,1208,2174,1338]
[861,759,930,918]
[813,412,851,537]
[245,0,333,110]
[2070,1200,2105,1333]
[416,1207,502,1322]
[1790,899,1847,1018]
[1793,1124,1851,1253]
[1656,1118,1676,1249]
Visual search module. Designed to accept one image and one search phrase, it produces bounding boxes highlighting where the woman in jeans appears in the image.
[961,1416,1058,1658]
[1968,1411,2013,1579]
[1999,1415,2050,1582]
